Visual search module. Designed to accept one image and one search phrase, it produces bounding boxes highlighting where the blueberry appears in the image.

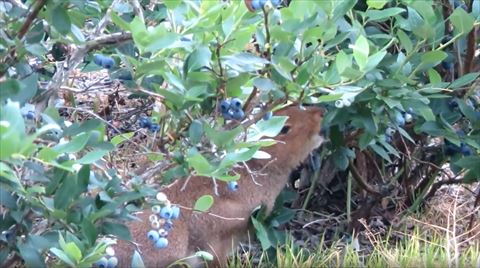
[95,257,108,268]
[160,206,173,219]
[271,0,281,6]
[385,127,395,136]
[232,109,245,120]
[259,0,267,8]
[448,99,458,110]
[164,220,174,231]
[219,100,231,114]
[442,61,453,70]
[107,256,118,268]
[93,54,104,66]
[25,110,35,120]
[263,111,273,121]
[444,140,461,156]
[139,117,152,128]
[404,113,413,123]
[407,107,414,114]
[149,123,160,132]
[384,135,392,143]
[231,98,242,109]
[102,56,115,69]
[222,110,234,120]
[460,143,473,156]
[171,206,180,219]
[395,113,405,126]
[147,229,159,242]
[227,181,238,191]
[154,237,169,249]
[251,0,261,10]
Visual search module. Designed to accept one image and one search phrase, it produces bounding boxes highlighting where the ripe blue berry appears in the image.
[251,0,261,10]
[147,230,159,242]
[384,135,392,143]
[220,100,231,114]
[107,256,118,268]
[93,54,104,66]
[232,109,245,120]
[385,127,395,136]
[102,56,115,69]
[448,99,458,110]
[271,0,281,6]
[160,206,173,219]
[263,111,273,121]
[25,110,35,120]
[155,237,169,249]
[164,220,174,231]
[460,143,473,156]
[231,98,242,109]
[222,110,234,120]
[171,206,180,219]
[259,0,267,7]
[149,123,160,132]
[227,181,239,191]
[139,117,152,128]
[442,61,453,70]
[95,257,108,268]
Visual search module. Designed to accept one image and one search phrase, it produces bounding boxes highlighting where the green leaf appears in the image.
[0,162,23,190]
[102,222,131,241]
[193,195,214,212]
[370,143,392,163]
[449,8,475,36]
[396,29,413,54]
[195,251,214,261]
[77,150,109,164]
[247,116,288,141]
[421,51,447,65]
[336,51,351,74]
[18,241,46,268]
[53,133,90,154]
[219,147,260,171]
[131,250,146,268]
[427,68,442,84]
[163,0,181,9]
[205,126,243,148]
[365,50,386,71]
[366,0,390,9]
[50,248,76,267]
[366,7,404,21]
[448,72,480,89]
[110,132,134,146]
[52,5,71,35]
[351,35,369,70]
[251,217,272,250]
[64,242,82,263]
[188,120,204,145]
[455,156,480,170]
[185,46,212,74]
[187,149,214,175]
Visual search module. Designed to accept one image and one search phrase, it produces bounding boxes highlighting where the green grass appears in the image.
[228,227,480,268]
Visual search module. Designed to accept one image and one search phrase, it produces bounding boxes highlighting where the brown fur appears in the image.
[113,105,325,267]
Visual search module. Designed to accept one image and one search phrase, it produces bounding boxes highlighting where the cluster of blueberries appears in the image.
[249,0,282,11]
[219,98,245,120]
[394,108,414,127]
[93,54,115,69]
[383,108,415,143]
[138,116,160,132]
[93,246,118,268]
[146,192,181,249]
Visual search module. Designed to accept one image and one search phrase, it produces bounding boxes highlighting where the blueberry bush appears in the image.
[0,0,479,266]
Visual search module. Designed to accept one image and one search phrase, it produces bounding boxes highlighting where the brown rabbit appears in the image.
[112,105,325,267]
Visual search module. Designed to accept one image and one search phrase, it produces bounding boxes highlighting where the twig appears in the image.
[177,205,245,221]
[212,177,219,196]
[348,160,382,197]
[242,161,262,186]
[180,175,192,192]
